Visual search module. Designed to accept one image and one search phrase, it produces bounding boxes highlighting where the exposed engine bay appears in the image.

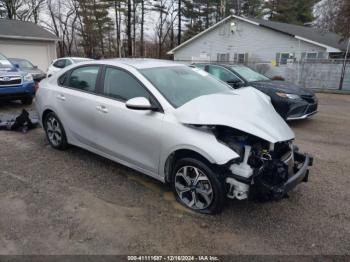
[212,126,313,201]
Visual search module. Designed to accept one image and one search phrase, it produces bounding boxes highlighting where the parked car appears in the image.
[8,58,46,82]
[0,53,35,105]
[47,57,93,77]
[192,63,318,120]
[36,59,313,214]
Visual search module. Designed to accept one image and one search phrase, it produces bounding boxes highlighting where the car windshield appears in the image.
[231,66,269,82]
[140,66,232,108]
[10,59,34,69]
[0,54,13,70]
[72,58,91,63]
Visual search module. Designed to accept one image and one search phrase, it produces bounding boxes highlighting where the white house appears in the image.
[168,15,347,65]
[0,19,59,71]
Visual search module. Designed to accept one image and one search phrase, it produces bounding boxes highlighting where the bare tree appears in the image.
[152,0,177,58]
[315,0,350,39]
[1,0,23,19]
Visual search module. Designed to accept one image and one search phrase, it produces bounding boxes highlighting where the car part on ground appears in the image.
[0,109,39,132]
[36,59,313,214]
[192,63,318,121]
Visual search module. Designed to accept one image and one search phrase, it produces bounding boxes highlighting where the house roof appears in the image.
[0,19,59,42]
[168,15,348,54]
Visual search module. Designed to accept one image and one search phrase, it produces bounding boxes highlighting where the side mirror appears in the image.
[126,97,157,111]
[33,65,38,69]
[14,63,20,68]
[227,79,244,88]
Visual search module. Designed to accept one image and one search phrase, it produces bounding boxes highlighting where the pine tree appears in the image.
[264,0,315,25]
[77,0,114,58]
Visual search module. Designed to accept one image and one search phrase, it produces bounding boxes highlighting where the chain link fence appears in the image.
[178,59,350,91]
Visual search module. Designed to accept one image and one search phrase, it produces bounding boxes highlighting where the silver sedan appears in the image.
[36,59,313,214]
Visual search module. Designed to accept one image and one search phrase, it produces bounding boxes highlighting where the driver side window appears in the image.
[208,65,240,82]
[103,67,150,102]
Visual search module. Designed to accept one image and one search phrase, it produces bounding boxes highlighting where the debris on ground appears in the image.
[0,109,39,133]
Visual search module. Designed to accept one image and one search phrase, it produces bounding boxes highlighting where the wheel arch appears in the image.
[42,108,54,125]
[163,148,217,184]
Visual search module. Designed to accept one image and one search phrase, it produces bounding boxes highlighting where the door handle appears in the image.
[56,94,66,101]
[96,105,108,113]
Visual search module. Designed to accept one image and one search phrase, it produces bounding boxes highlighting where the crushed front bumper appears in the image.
[252,152,313,200]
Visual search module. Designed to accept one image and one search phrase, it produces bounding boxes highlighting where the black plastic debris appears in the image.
[0,109,39,133]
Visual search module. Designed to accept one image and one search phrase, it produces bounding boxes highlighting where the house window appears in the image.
[217,53,230,62]
[306,53,317,60]
[276,53,295,65]
[234,53,248,64]
[301,52,327,61]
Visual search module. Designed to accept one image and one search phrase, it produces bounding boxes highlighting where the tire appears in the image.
[171,157,226,214]
[21,97,33,105]
[43,112,68,150]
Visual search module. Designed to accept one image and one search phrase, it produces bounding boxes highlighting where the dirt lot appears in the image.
[0,93,349,255]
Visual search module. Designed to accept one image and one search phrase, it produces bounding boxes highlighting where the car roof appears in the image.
[8,58,28,61]
[194,63,247,69]
[104,58,185,69]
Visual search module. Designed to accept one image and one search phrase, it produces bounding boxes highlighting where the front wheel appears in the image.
[171,157,226,214]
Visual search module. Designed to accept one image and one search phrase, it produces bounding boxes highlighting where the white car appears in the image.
[47,57,92,77]
[36,59,313,214]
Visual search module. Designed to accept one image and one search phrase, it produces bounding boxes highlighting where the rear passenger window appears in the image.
[68,66,99,92]
[103,67,149,101]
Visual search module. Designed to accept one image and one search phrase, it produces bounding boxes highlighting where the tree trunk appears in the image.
[133,0,136,56]
[127,0,132,56]
[115,1,120,57]
[177,0,181,45]
[140,0,144,56]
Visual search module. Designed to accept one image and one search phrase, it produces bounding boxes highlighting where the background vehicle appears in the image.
[36,59,312,214]
[9,58,46,84]
[0,53,35,105]
[193,63,318,120]
[47,57,92,77]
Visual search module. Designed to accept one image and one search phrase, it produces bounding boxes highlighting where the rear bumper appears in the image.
[0,81,35,100]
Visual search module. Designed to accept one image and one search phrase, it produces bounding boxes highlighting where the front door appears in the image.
[94,66,164,175]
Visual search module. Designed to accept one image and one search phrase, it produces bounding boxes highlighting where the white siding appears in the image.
[173,18,326,62]
[0,39,57,71]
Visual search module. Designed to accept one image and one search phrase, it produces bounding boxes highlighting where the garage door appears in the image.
[0,40,56,71]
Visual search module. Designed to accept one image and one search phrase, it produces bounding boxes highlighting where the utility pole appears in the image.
[339,38,350,90]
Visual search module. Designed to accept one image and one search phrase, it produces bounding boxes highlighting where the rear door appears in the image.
[54,65,101,148]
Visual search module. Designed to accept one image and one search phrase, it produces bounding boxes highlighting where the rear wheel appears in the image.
[44,112,68,150]
[171,157,225,214]
[21,97,33,105]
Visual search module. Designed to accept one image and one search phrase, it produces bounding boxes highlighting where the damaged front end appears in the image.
[213,126,313,201]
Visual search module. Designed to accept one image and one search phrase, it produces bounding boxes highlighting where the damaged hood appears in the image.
[175,87,294,143]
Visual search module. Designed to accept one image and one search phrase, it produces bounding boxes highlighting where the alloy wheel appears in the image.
[46,116,63,147]
[174,166,214,210]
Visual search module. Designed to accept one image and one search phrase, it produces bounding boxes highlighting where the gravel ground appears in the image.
[0,93,349,255]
